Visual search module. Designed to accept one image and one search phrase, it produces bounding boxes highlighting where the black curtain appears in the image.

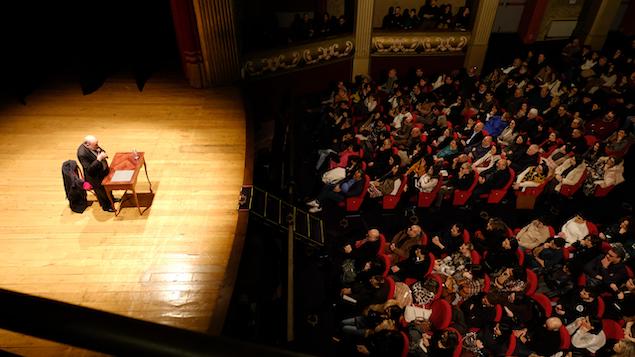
[0,1,178,102]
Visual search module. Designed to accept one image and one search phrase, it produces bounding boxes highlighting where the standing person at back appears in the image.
[77,135,115,212]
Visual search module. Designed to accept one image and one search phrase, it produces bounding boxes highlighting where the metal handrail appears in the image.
[246,186,324,247]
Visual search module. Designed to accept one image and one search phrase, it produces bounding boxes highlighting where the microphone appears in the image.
[97,147,108,159]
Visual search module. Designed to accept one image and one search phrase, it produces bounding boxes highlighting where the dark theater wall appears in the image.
[243,59,352,118]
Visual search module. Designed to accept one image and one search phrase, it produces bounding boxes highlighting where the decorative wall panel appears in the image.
[371,32,470,55]
[242,36,355,78]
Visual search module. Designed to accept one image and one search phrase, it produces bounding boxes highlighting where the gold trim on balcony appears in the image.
[242,35,355,78]
[371,31,470,56]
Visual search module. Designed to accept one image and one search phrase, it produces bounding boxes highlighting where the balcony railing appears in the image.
[371,30,471,56]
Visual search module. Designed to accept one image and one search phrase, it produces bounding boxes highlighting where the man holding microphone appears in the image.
[77,135,116,212]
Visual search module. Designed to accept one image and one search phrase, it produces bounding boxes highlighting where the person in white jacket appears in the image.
[414,165,440,193]
[553,156,587,192]
[566,315,606,355]
[561,214,590,247]
[583,156,625,196]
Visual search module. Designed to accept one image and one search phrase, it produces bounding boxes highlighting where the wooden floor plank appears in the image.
[0,76,245,355]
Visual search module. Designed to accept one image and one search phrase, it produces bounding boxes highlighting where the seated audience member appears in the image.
[384,224,423,264]
[583,140,606,166]
[583,245,628,293]
[517,218,552,250]
[435,139,461,160]
[462,121,485,148]
[454,6,470,31]
[392,117,415,148]
[522,317,564,356]
[552,155,587,192]
[504,134,528,162]
[554,287,600,325]
[517,108,540,139]
[390,244,431,282]
[462,293,502,329]
[466,135,493,161]
[315,143,359,170]
[472,144,500,173]
[445,264,487,304]
[342,229,382,271]
[600,216,634,253]
[510,144,540,174]
[431,127,454,150]
[406,319,433,357]
[544,144,571,169]
[490,266,526,294]
[434,241,474,277]
[368,161,402,199]
[586,111,620,141]
[367,138,394,179]
[513,159,549,189]
[538,131,562,155]
[567,128,589,155]
[605,277,635,321]
[427,329,460,357]
[321,156,361,185]
[582,155,625,196]
[434,161,475,208]
[341,255,386,286]
[612,339,635,357]
[483,110,509,138]
[478,321,517,356]
[473,158,512,199]
[390,105,412,130]
[567,235,603,278]
[306,168,365,213]
[339,299,402,339]
[460,331,489,356]
[543,263,575,298]
[484,236,520,271]
[436,4,453,29]
[497,119,518,148]
[447,154,471,178]
[561,213,591,246]
[566,315,606,355]
[473,217,511,253]
[529,236,566,271]
[322,140,359,171]
[410,275,442,307]
[428,223,465,257]
[341,274,391,311]
[604,129,633,156]
[414,164,440,193]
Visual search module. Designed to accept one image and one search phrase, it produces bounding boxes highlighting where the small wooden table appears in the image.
[102,152,153,216]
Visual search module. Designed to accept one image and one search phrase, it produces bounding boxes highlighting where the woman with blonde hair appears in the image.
[613,339,635,357]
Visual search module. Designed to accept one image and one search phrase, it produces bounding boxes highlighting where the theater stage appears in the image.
[0,75,246,355]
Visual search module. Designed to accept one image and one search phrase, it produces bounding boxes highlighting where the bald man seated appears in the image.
[77,135,115,212]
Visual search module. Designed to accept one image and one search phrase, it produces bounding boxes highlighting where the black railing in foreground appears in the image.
[0,288,307,356]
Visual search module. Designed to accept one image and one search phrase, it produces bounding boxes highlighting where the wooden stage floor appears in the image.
[0,76,246,355]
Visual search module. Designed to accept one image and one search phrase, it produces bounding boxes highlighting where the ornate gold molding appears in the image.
[371,32,470,56]
[242,36,355,78]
